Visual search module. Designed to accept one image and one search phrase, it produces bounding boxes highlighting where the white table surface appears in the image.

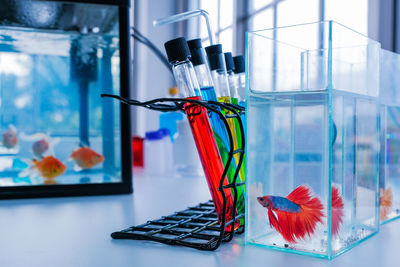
[0,173,397,267]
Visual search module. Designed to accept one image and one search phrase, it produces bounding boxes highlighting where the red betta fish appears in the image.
[257,185,324,243]
[331,186,344,236]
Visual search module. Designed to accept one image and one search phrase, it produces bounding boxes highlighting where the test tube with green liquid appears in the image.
[224,52,246,186]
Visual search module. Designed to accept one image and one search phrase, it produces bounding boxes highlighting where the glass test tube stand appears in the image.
[102,94,245,251]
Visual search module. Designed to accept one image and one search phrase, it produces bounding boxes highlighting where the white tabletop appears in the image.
[0,173,396,267]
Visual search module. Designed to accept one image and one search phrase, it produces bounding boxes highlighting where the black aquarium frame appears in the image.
[0,0,133,199]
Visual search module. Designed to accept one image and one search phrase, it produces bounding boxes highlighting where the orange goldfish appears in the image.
[19,155,66,180]
[380,187,393,221]
[32,156,66,179]
[70,147,104,171]
[2,125,17,149]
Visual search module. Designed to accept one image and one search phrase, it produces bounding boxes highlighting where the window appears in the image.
[197,0,235,53]
[194,0,369,54]
[248,0,368,34]
[325,0,368,35]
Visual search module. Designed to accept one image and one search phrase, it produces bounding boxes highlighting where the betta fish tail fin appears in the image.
[283,185,324,241]
[267,208,280,232]
[331,186,344,236]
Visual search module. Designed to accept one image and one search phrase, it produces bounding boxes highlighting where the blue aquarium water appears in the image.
[247,90,379,257]
[0,23,122,186]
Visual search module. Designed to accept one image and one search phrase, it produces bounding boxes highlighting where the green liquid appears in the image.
[214,132,245,220]
[218,96,246,219]
[230,97,246,197]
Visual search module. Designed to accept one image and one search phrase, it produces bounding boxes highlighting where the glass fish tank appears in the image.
[380,49,400,224]
[246,21,380,259]
[0,0,132,198]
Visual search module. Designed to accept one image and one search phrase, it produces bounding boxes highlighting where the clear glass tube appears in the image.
[193,64,214,89]
[236,72,246,103]
[227,72,239,100]
[154,9,216,45]
[236,72,247,135]
[171,60,201,97]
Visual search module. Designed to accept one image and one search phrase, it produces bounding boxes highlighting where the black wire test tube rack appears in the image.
[101,94,245,251]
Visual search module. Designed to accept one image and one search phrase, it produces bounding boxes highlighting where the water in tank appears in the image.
[0,1,122,186]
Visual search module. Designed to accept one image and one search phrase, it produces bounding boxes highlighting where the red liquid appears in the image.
[184,96,239,230]
[132,136,144,167]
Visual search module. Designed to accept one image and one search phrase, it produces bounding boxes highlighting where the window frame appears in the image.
[193,0,385,55]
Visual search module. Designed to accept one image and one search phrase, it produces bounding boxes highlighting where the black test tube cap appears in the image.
[224,52,235,72]
[205,44,223,71]
[187,38,204,66]
[164,37,191,63]
[233,55,245,74]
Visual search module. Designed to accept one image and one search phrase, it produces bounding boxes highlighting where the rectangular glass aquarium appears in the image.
[0,0,132,198]
[380,49,400,224]
[245,21,380,259]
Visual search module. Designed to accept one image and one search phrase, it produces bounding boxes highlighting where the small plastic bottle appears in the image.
[159,128,174,173]
[159,87,184,142]
[144,129,173,176]
[174,119,202,177]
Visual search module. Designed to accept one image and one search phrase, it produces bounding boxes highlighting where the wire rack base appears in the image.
[111,200,244,250]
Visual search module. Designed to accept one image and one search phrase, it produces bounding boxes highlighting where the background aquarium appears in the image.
[246,21,380,259]
[0,0,131,196]
[380,49,400,224]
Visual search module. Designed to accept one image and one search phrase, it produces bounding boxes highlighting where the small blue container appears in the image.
[246,21,380,259]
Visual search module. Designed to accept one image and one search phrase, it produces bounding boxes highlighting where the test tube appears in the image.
[233,55,246,133]
[224,52,246,192]
[164,37,239,229]
[233,56,246,103]
[188,39,245,219]
[187,39,226,144]
[204,45,231,103]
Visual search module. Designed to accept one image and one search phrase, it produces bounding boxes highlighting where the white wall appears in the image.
[132,0,177,136]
